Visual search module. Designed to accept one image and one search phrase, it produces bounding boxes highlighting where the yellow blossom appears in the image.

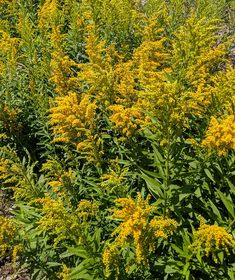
[202,115,235,155]
[109,104,145,138]
[76,199,98,221]
[102,244,120,277]
[149,217,178,239]
[12,244,22,269]
[49,26,80,95]
[49,92,102,163]
[100,160,129,193]
[0,216,16,257]
[58,264,71,280]
[192,223,235,262]
[34,197,99,246]
[103,193,177,269]
[38,0,57,29]
[0,103,21,137]
[77,20,118,104]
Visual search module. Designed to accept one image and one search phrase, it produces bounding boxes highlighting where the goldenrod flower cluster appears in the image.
[0,147,38,200]
[49,92,103,162]
[0,103,20,137]
[35,197,98,246]
[76,199,98,221]
[100,160,129,193]
[192,223,235,262]
[149,217,178,239]
[35,197,77,245]
[77,19,118,105]
[0,30,19,68]
[50,26,80,96]
[0,158,10,178]
[38,0,57,29]
[12,244,22,269]
[202,115,235,155]
[0,216,16,257]
[211,67,235,116]
[58,264,71,280]
[41,158,66,195]
[47,169,75,197]
[48,20,106,162]
[109,105,145,138]
[41,158,77,196]
[103,193,177,274]
[102,244,120,277]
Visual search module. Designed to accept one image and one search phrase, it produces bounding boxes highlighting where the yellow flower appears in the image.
[0,30,19,56]
[46,168,75,196]
[0,147,39,200]
[38,0,57,29]
[102,244,119,277]
[49,92,103,163]
[211,67,235,116]
[34,196,99,246]
[100,160,129,193]
[77,20,118,105]
[0,158,10,178]
[192,223,235,262]
[0,103,21,137]
[202,115,235,155]
[49,26,80,96]
[58,264,70,280]
[103,193,177,269]
[109,104,145,138]
[0,216,16,257]
[113,61,138,106]
[149,217,178,239]
[76,199,98,221]
[12,244,22,269]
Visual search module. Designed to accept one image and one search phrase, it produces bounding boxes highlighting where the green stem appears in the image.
[163,126,171,217]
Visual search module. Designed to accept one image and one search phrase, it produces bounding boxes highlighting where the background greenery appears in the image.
[0,0,235,279]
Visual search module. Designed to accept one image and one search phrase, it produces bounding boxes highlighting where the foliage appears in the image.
[0,0,235,279]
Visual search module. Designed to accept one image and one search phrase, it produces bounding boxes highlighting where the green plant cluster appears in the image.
[0,0,235,279]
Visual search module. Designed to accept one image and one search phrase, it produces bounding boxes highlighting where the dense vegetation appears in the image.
[0,0,235,279]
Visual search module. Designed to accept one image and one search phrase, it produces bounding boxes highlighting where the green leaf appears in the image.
[47,262,62,268]
[60,251,75,259]
[196,248,202,264]
[182,262,190,278]
[69,260,94,280]
[217,190,234,218]
[217,251,224,263]
[204,169,215,183]
[66,246,89,259]
[225,178,235,195]
[165,265,178,274]
[171,244,185,257]
[228,267,235,280]
[140,172,164,199]
[208,199,222,221]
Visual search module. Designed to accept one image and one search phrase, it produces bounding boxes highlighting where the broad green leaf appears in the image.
[217,190,234,218]
[204,169,216,183]
[225,178,235,195]
[67,246,89,259]
[208,199,222,221]
[217,251,224,263]
[69,262,88,279]
[171,244,185,256]
[60,251,75,259]
[47,262,62,268]
[140,172,164,199]
[182,262,190,276]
